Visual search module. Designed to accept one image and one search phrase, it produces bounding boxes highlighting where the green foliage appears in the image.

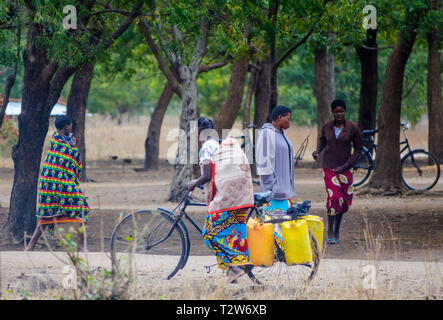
[0,0,438,129]
[0,116,18,156]
[197,65,231,117]
[401,45,429,126]
[0,0,21,66]
[277,49,317,125]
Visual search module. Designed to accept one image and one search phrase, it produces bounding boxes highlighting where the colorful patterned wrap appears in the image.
[202,208,253,271]
[37,133,90,233]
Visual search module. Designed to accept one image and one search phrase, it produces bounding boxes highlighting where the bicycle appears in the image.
[110,189,320,287]
[352,122,441,190]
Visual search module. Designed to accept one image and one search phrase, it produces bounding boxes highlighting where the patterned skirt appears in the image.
[202,209,253,271]
[323,168,354,216]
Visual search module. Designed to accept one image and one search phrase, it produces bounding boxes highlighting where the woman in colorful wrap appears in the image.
[187,117,255,283]
[312,99,362,244]
[255,105,294,247]
[25,115,90,251]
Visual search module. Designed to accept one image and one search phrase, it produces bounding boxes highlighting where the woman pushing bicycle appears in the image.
[312,99,362,245]
[186,117,255,283]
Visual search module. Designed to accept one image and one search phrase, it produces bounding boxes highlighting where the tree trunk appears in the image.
[213,57,249,137]
[67,62,95,182]
[4,23,76,240]
[253,60,271,129]
[243,67,257,127]
[0,66,18,130]
[368,26,418,193]
[269,60,278,118]
[356,29,378,133]
[327,32,336,103]
[243,67,258,175]
[314,47,333,168]
[144,81,174,170]
[427,26,443,162]
[168,65,200,202]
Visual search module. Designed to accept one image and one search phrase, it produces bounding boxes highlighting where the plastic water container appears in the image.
[281,219,312,265]
[303,215,324,252]
[247,218,274,267]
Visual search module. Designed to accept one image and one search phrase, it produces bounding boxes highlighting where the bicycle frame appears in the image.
[155,192,261,270]
[361,123,415,159]
[137,190,319,280]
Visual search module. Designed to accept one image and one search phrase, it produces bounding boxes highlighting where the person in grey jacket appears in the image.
[255,105,295,213]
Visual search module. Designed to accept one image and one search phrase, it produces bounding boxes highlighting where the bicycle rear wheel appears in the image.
[401,150,440,191]
[352,147,373,187]
[251,230,320,290]
[110,210,187,281]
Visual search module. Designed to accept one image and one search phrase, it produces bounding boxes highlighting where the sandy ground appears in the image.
[0,160,442,299]
[0,251,441,299]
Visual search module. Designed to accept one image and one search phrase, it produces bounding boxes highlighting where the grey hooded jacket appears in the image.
[255,123,295,200]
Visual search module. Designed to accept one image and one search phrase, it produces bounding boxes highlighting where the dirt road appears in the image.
[0,160,442,299]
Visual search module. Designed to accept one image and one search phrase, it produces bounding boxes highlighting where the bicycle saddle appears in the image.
[253,191,272,207]
[362,129,378,136]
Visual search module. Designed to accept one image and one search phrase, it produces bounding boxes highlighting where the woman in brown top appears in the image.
[312,99,362,244]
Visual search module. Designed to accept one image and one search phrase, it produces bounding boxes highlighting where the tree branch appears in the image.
[275,28,314,68]
[90,9,131,17]
[139,20,182,98]
[198,59,231,74]
[150,14,179,64]
[47,66,78,112]
[101,0,144,50]
[274,0,336,68]
[361,45,394,51]
[190,19,210,72]
[248,62,261,71]
[402,79,418,100]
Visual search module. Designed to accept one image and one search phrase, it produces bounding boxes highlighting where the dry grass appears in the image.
[1,214,441,300]
[1,255,441,300]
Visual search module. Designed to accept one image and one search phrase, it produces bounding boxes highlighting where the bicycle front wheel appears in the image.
[401,150,441,191]
[110,210,187,281]
[252,230,320,291]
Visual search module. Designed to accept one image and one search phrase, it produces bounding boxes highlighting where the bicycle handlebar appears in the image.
[363,122,409,136]
[400,121,409,130]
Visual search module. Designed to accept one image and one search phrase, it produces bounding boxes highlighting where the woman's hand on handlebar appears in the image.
[186,180,197,191]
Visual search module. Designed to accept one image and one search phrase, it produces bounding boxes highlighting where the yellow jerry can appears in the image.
[303,215,324,252]
[281,219,312,265]
[247,218,275,267]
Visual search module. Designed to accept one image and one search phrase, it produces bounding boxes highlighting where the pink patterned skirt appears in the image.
[323,168,354,216]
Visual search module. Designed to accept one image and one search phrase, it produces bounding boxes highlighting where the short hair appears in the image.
[55,115,72,130]
[271,105,292,121]
[331,99,346,111]
[197,116,214,130]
